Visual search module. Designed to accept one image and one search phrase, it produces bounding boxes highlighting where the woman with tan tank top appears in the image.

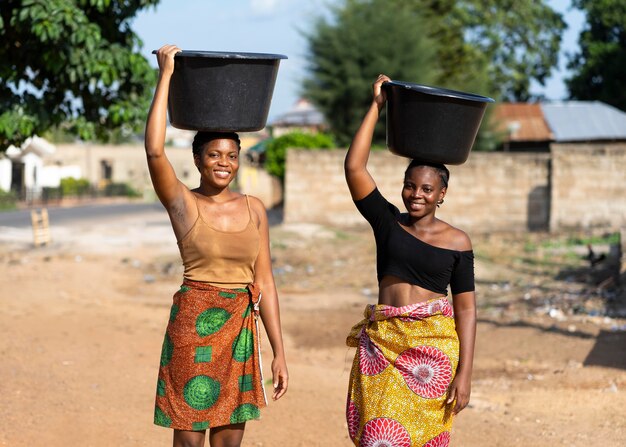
[146,45,288,447]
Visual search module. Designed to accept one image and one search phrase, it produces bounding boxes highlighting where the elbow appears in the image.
[344,158,361,176]
[144,141,163,159]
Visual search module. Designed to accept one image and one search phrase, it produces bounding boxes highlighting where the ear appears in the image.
[193,153,201,170]
[439,186,447,201]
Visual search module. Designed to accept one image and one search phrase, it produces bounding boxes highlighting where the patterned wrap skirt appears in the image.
[346,298,459,447]
[154,280,267,431]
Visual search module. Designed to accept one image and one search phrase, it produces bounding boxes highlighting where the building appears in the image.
[269,98,327,137]
[0,136,81,200]
[495,101,626,150]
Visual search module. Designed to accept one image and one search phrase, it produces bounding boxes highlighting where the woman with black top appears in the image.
[344,74,476,447]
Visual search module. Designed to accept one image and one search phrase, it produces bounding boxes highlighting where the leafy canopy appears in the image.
[303,0,565,146]
[0,0,159,151]
[566,0,626,111]
[450,0,565,101]
[302,0,438,145]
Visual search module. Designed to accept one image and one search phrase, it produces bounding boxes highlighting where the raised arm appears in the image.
[344,74,391,200]
[251,197,288,401]
[144,44,188,209]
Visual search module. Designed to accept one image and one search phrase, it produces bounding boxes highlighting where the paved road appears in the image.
[0,201,166,228]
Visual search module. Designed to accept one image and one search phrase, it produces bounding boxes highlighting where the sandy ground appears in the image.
[0,204,625,446]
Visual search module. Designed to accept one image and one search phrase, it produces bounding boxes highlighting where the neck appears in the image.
[406,213,437,228]
[195,182,234,201]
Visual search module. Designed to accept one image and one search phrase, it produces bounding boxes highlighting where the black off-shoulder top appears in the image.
[354,188,475,295]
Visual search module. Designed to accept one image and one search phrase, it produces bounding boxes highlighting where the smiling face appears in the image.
[194,138,240,189]
[401,166,446,219]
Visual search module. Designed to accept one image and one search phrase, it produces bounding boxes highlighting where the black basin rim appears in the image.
[384,80,494,103]
[174,50,287,60]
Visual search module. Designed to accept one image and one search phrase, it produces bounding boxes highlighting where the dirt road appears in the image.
[0,206,624,446]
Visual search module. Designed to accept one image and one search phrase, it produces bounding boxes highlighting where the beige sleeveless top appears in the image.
[177,194,260,288]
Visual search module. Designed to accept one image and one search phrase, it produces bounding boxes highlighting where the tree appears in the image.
[566,0,626,111]
[302,0,439,145]
[447,0,565,101]
[303,0,565,145]
[0,0,159,151]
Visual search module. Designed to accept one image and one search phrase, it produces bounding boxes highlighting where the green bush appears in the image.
[60,177,91,196]
[0,189,17,210]
[104,182,141,197]
[264,132,335,180]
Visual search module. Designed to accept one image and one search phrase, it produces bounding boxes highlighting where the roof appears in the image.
[494,101,626,143]
[494,103,553,141]
[270,98,326,127]
[540,101,626,142]
[6,136,56,159]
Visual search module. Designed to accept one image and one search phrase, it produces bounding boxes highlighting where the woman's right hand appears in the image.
[373,74,391,109]
[155,44,181,77]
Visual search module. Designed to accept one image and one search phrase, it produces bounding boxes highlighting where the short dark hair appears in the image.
[404,159,450,188]
[192,131,241,157]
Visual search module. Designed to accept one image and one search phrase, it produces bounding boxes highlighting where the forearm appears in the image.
[454,306,476,377]
[258,283,286,358]
[344,101,381,173]
[145,72,172,158]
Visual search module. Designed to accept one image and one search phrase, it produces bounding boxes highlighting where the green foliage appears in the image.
[0,0,159,151]
[104,182,141,197]
[450,0,565,101]
[0,189,18,210]
[566,0,626,111]
[264,132,335,180]
[303,0,564,145]
[60,177,91,196]
[302,0,438,145]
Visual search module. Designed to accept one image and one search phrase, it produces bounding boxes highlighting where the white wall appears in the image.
[39,165,82,188]
[0,157,11,192]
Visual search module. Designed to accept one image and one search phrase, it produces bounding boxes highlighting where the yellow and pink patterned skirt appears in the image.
[346,298,459,447]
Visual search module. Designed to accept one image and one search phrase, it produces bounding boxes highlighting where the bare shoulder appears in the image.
[438,220,473,251]
[246,195,268,224]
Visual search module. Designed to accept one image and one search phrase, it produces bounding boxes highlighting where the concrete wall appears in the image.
[284,149,550,232]
[551,143,626,230]
[53,144,197,194]
[51,144,279,208]
[285,145,625,233]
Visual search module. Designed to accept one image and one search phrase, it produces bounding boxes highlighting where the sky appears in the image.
[133,0,585,121]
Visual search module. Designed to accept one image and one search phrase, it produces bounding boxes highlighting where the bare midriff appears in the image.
[378,275,444,307]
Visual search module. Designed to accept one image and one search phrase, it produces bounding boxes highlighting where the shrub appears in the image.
[104,182,141,197]
[264,132,335,180]
[60,177,91,196]
[0,189,17,210]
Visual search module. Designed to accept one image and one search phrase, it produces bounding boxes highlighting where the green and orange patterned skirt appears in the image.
[346,298,459,447]
[154,280,266,431]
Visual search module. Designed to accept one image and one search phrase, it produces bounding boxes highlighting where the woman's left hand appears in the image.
[447,373,471,414]
[271,355,289,400]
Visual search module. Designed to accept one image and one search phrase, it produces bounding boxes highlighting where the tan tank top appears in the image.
[177,194,260,288]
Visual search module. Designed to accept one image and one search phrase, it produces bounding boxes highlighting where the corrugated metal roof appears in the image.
[541,101,626,141]
[494,103,553,141]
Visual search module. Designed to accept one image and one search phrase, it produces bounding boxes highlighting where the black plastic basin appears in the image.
[383,81,494,165]
[164,50,287,132]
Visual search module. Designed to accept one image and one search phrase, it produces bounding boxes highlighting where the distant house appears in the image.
[269,98,327,137]
[0,136,81,200]
[495,101,626,151]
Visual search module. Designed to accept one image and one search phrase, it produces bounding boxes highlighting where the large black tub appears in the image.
[165,50,287,132]
[383,81,494,165]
